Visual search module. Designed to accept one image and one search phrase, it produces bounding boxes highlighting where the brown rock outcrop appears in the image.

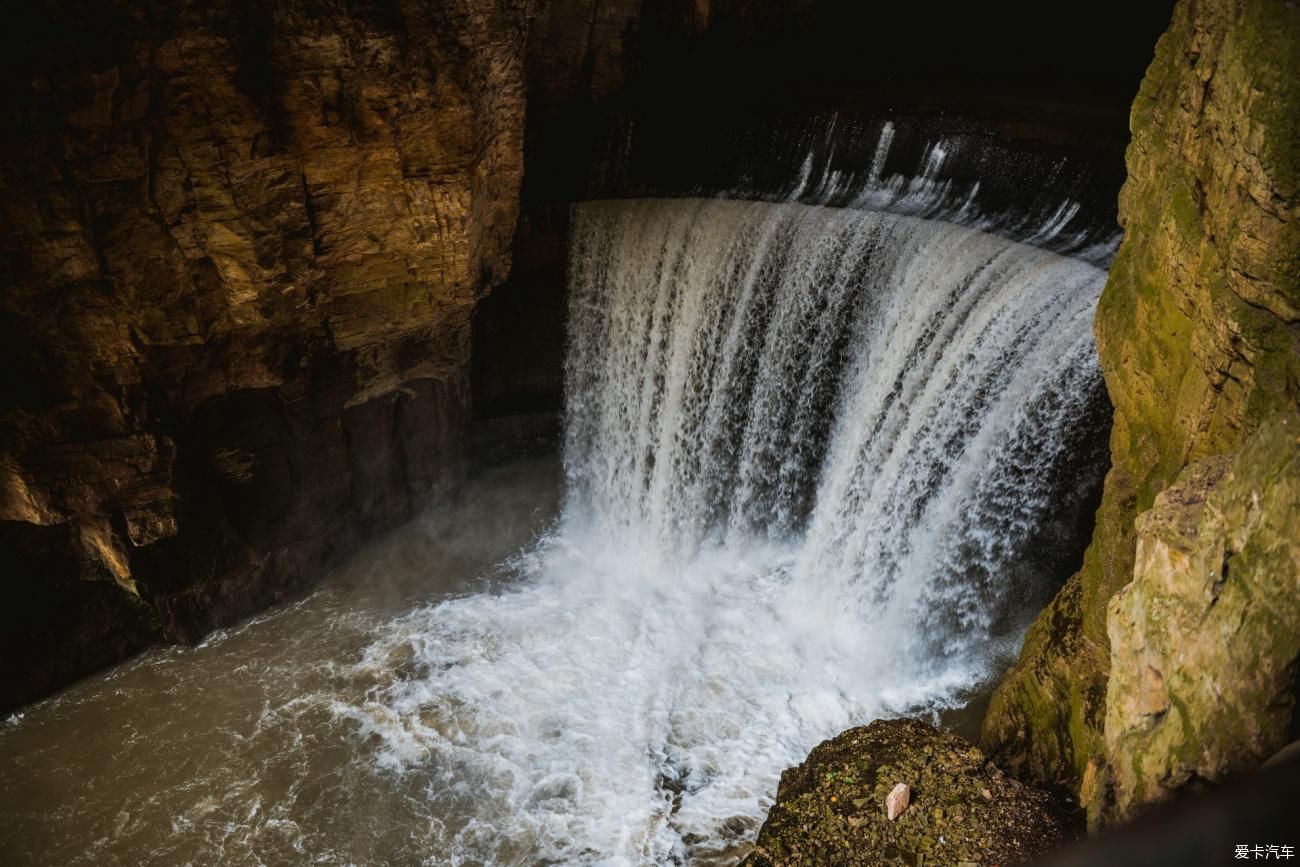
[0,0,530,711]
[1104,414,1300,821]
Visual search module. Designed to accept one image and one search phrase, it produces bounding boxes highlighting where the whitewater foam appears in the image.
[332,197,1108,864]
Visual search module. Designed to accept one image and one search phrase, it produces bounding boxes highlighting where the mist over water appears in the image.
[370,198,1105,864]
[326,197,1105,863]
[1,161,1109,863]
[0,458,565,866]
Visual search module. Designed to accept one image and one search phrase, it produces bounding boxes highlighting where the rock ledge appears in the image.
[743,719,1078,866]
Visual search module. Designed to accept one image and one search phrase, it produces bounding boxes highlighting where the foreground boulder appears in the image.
[743,719,1077,866]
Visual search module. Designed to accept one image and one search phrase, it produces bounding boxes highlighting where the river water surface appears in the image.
[1,459,563,866]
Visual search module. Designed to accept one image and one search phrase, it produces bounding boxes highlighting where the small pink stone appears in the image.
[886,783,910,821]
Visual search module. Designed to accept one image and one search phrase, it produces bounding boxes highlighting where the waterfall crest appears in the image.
[342,197,1108,865]
[565,198,1103,656]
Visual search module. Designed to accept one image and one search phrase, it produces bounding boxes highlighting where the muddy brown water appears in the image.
[0,458,563,867]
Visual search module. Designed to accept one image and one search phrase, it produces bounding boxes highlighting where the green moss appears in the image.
[745,720,1078,867]
[983,0,1300,819]
[1104,415,1300,821]
[1232,0,1300,197]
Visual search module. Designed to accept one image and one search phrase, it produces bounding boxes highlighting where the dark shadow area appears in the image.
[1036,748,1300,867]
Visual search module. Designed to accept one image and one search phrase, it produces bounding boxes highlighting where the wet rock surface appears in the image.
[982,0,1300,822]
[742,719,1078,866]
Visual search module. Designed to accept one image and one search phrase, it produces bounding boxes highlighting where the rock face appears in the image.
[742,719,1076,867]
[0,0,529,711]
[981,0,1300,825]
[1104,414,1300,821]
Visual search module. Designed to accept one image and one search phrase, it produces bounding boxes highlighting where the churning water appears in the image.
[1,186,1109,864]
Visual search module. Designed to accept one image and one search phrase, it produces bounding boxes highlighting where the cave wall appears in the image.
[980,0,1300,827]
[0,0,530,712]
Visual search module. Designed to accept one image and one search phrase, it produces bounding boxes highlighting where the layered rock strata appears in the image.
[0,0,529,711]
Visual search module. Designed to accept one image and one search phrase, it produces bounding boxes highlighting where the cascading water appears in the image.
[336,197,1108,864]
[0,127,1112,867]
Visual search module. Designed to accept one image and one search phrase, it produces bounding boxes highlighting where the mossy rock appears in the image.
[1104,413,1300,820]
[742,719,1079,866]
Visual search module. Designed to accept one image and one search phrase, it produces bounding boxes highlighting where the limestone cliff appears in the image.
[1104,414,1299,821]
[982,0,1299,825]
[0,0,529,711]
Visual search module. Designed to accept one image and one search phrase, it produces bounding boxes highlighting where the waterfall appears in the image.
[338,197,1108,865]
[566,198,1103,657]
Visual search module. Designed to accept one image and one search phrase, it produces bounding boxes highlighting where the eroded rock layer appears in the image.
[0,0,529,711]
